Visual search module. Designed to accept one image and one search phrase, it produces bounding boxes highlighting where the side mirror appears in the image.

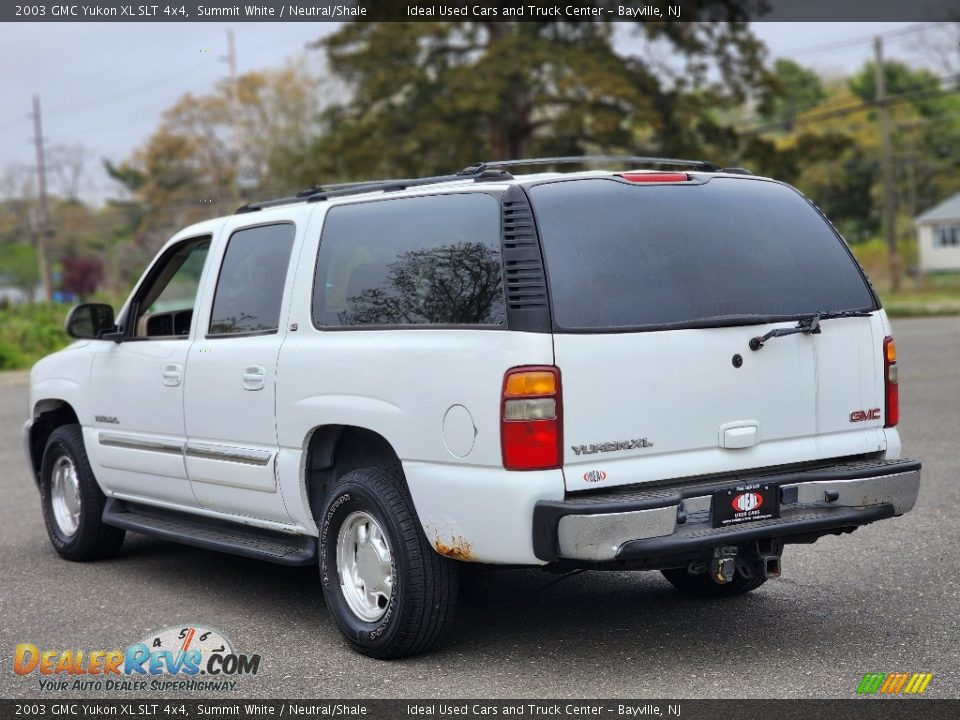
[65,303,117,340]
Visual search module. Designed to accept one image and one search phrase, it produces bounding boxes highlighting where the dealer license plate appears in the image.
[712,483,779,528]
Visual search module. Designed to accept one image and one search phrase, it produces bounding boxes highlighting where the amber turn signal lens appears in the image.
[504,371,556,397]
[885,339,897,363]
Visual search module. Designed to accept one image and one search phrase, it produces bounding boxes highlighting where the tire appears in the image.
[39,424,125,561]
[661,544,784,598]
[317,466,458,659]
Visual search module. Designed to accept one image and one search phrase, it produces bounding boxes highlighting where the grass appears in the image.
[850,239,960,317]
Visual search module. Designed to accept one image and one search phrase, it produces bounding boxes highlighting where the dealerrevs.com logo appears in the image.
[14,625,260,692]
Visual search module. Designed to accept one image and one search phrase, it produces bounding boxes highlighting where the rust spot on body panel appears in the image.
[433,534,474,561]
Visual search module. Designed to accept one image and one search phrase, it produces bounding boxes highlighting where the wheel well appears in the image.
[29,401,80,481]
[305,425,404,522]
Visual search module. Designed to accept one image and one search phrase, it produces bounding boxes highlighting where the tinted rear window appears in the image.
[312,193,505,327]
[529,178,876,331]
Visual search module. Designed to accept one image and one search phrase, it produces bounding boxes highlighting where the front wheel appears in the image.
[40,424,125,561]
[318,466,458,659]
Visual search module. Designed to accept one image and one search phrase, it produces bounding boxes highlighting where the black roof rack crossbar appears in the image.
[458,155,722,175]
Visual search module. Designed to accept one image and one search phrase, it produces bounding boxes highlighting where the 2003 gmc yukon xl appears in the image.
[23,157,921,658]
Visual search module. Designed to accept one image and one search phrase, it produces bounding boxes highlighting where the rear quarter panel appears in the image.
[275,204,563,563]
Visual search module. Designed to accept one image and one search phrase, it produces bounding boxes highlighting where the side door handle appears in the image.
[162,363,183,387]
[242,365,266,391]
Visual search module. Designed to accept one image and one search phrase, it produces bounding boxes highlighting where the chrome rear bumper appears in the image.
[533,459,921,563]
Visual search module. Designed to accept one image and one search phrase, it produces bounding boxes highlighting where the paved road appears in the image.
[1,317,958,700]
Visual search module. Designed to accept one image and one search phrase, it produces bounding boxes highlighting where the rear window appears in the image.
[312,193,505,328]
[529,178,877,331]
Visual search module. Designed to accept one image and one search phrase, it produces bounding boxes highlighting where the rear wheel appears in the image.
[40,424,125,561]
[318,466,458,659]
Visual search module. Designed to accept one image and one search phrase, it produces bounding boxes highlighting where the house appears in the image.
[915,193,960,273]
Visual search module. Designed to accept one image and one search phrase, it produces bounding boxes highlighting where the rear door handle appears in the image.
[242,365,266,391]
[162,363,182,387]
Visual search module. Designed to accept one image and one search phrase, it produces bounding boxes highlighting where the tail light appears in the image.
[501,366,562,470]
[884,336,898,428]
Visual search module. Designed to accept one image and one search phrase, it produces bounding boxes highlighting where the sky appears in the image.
[0,21,949,204]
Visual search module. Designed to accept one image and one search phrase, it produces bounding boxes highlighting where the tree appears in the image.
[758,58,826,128]
[343,242,504,325]
[848,61,940,109]
[108,62,326,254]
[297,7,772,184]
[61,256,104,301]
[0,242,39,299]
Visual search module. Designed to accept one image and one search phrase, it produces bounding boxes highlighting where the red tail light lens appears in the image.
[501,366,562,470]
[884,336,898,427]
[619,172,688,183]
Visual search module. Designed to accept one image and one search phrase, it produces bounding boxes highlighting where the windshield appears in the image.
[528,177,877,331]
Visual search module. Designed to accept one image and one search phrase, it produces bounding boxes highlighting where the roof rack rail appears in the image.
[234,171,508,214]
[458,155,722,175]
[234,155,722,214]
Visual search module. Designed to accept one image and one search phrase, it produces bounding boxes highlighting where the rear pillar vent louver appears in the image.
[501,185,551,333]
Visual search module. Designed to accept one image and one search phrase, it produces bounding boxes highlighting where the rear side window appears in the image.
[209,223,295,336]
[529,178,877,331]
[312,193,505,327]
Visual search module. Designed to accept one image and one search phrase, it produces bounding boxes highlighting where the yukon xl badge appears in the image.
[94,415,120,425]
[572,438,654,456]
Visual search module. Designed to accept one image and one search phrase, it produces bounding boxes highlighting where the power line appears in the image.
[44,27,324,118]
[736,73,960,134]
[778,22,938,57]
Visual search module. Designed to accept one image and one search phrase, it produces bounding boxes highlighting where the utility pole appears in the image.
[30,95,53,302]
[874,36,901,293]
[222,29,243,207]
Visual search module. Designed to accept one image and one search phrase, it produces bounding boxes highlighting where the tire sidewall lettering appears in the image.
[319,488,402,643]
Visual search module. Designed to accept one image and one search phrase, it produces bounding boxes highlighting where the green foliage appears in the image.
[848,61,940,107]
[0,303,71,370]
[295,14,772,184]
[759,58,826,127]
[0,242,39,294]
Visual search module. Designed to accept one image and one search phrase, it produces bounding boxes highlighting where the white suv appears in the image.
[23,157,921,658]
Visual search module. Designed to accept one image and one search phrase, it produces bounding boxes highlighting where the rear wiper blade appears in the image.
[748,310,873,351]
[814,310,874,320]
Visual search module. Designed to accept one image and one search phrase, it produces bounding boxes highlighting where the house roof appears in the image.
[915,192,960,224]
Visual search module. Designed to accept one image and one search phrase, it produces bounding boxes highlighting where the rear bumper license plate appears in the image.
[713,483,779,528]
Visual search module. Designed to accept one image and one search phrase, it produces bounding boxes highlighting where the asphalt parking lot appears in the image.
[1,316,958,700]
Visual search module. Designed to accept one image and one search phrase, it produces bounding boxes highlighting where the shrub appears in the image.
[0,303,72,370]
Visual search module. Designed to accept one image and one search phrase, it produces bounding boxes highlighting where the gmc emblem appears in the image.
[849,408,882,423]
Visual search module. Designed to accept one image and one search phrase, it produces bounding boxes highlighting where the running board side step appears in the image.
[102,499,317,566]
